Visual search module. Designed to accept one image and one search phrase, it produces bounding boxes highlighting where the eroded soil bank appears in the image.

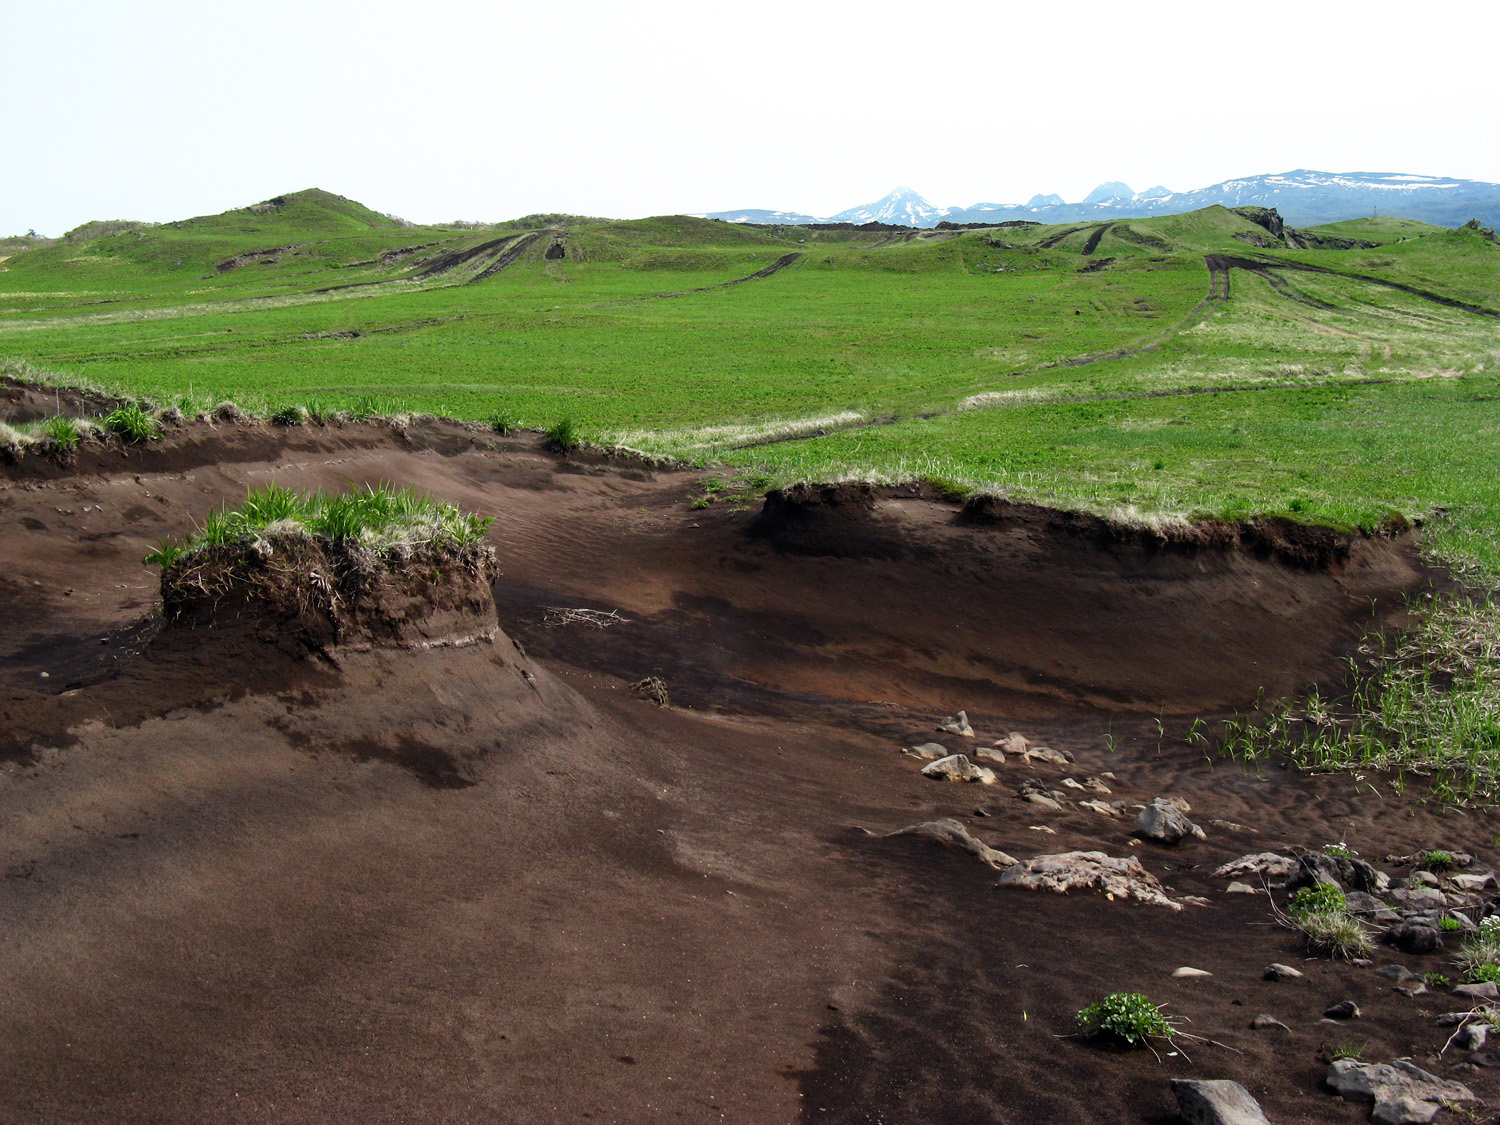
[0,409,1492,1124]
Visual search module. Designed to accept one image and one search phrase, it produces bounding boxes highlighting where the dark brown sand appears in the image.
[1,405,1496,1123]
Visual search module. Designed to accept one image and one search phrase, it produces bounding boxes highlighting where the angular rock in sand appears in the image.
[1214,853,1297,881]
[1324,1000,1360,1020]
[1454,1023,1488,1051]
[937,711,975,738]
[1290,852,1390,894]
[992,731,1030,755]
[1021,745,1073,766]
[1132,797,1206,845]
[1263,962,1304,981]
[997,851,1182,910]
[920,754,996,784]
[1172,966,1212,979]
[1453,981,1499,1002]
[1171,1078,1271,1125]
[1326,1058,1476,1124]
[885,818,1017,870]
[1225,881,1259,895]
[1450,872,1496,892]
[1382,921,1442,956]
[1079,799,1124,818]
[974,746,1006,765]
[1251,1014,1290,1032]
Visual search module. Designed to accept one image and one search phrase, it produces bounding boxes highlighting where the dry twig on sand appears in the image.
[542,607,629,629]
[630,677,670,707]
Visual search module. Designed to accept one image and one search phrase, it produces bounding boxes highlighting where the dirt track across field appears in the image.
[0,407,1495,1123]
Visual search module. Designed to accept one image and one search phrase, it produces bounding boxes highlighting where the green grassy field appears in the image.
[4,188,1499,576]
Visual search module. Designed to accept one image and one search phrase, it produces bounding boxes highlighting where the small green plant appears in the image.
[689,495,712,509]
[489,409,521,435]
[1323,842,1358,860]
[1440,916,1464,933]
[701,477,725,493]
[142,536,185,569]
[1426,972,1454,988]
[303,399,334,424]
[546,417,579,453]
[103,404,159,443]
[30,414,81,452]
[1470,962,1500,984]
[270,404,306,426]
[1454,925,1500,980]
[1424,850,1456,872]
[1331,1039,1368,1062]
[1289,883,1346,919]
[1076,992,1176,1049]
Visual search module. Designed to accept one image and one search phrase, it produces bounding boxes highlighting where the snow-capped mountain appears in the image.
[825,187,946,227]
[700,171,1500,229]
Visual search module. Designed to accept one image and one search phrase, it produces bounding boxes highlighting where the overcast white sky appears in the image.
[3,0,1497,235]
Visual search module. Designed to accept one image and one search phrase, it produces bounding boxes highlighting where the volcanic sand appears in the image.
[1,410,1496,1123]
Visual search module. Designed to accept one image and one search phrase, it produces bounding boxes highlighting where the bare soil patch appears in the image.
[0,411,1494,1123]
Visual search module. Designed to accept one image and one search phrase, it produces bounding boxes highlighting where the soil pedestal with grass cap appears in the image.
[150,483,499,655]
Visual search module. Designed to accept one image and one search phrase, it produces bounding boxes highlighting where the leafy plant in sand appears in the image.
[1076,992,1177,1050]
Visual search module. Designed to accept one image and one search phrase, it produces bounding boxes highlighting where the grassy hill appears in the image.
[3,188,1499,574]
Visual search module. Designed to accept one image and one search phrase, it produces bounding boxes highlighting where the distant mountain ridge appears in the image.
[700,171,1500,229]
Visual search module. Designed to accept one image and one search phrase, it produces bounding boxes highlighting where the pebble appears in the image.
[1225,881,1259,894]
[1172,966,1212,979]
[1251,1014,1290,1032]
[1324,1000,1360,1020]
[1263,963,1304,981]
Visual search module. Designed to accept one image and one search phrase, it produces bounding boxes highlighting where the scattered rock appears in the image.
[1435,1012,1474,1027]
[1263,963,1304,981]
[1170,1078,1271,1125]
[1251,1014,1290,1032]
[1025,794,1062,811]
[1029,825,1057,834]
[1345,891,1401,922]
[904,742,951,761]
[1021,745,1073,766]
[884,818,1017,870]
[1411,871,1440,888]
[1395,981,1428,998]
[920,755,997,784]
[974,747,1006,765]
[992,731,1028,754]
[937,711,974,738]
[1060,777,1085,790]
[1351,958,1374,968]
[1173,966,1213,979]
[1382,922,1442,956]
[1132,797,1206,845]
[1215,853,1297,881]
[1453,981,1499,1002]
[1455,1024,1490,1052]
[1390,887,1446,910]
[1225,882,1260,895]
[1164,796,1192,813]
[1326,1058,1477,1124]
[1208,818,1255,833]
[1377,964,1419,984]
[1452,872,1497,893]
[998,851,1184,910]
[1290,853,1390,894]
[1325,1000,1361,1020]
[1079,799,1125,818]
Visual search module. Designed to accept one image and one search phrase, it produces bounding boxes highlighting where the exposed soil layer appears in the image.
[0,411,1494,1124]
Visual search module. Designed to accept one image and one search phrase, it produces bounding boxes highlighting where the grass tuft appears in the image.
[103,404,159,443]
[546,417,580,453]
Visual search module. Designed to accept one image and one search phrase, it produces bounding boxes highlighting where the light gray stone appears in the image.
[884,818,1017,870]
[920,754,996,784]
[1251,1014,1290,1031]
[1225,881,1260,895]
[1453,981,1499,1002]
[1263,963,1304,981]
[1451,872,1495,892]
[1133,797,1206,845]
[1172,966,1213,979]
[1215,853,1297,880]
[1454,1023,1489,1051]
[1170,1078,1271,1125]
[998,851,1182,910]
[1326,1058,1476,1124]
[905,742,950,761]
[937,711,974,737]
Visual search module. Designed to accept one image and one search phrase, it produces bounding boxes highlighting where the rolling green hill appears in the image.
[3,188,1499,574]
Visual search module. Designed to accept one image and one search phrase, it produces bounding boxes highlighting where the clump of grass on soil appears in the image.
[1455,918,1500,983]
[103,403,159,443]
[144,482,492,570]
[546,417,580,453]
[1215,593,1500,805]
[1279,883,1373,960]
